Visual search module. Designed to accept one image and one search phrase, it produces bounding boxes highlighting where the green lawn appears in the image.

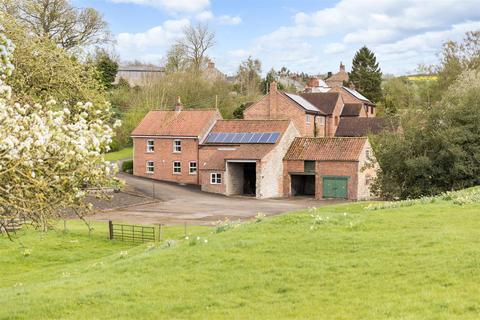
[1,200,480,319]
[104,147,133,161]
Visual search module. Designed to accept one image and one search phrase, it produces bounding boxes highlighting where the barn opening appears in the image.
[290,174,316,196]
[226,161,257,196]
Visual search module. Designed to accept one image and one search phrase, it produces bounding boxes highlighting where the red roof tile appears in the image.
[131,109,219,137]
[284,137,367,161]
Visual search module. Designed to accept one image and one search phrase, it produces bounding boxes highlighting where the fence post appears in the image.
[108,220,113,240]
[159,224,163,242]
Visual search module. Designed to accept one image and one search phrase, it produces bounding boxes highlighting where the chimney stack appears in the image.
[269,81,278,118]
[340,62,345,72]
[175,96,183,112]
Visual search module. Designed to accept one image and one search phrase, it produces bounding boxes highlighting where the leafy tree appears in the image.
[94,49,119,89]
[164,43,189,73]
[2,17,107,106]
[1,0,110,51]
[349,46,383,103]
[235,56,262,97]
[0,32,119,235]
[372,69,480,199]
[260,68,285,94]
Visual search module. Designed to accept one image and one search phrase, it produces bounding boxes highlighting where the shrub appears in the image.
[122,160,133,173]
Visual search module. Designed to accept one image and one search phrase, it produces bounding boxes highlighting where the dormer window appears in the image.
[146,140,154,152]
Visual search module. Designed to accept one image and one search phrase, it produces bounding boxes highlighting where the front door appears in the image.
[323,176,348,199]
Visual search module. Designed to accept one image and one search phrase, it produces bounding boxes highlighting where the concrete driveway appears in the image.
[93,173,345,225]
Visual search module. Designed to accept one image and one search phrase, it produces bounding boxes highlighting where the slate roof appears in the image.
[297,92,341,115]
[284,137,367,161]
[283,92,324,114]
[335,118,387,137]
[341,103,363,117]
[131,109,219,137]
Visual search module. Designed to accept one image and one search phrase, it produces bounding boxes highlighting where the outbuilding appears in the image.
[199,120,299,199]
[283,137,378,200]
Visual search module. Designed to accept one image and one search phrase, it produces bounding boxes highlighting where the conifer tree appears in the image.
[349,46,383,102]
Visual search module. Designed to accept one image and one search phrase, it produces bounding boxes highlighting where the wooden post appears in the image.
[108,220,113,240]
[159,224,163,242]
[215,95,218,108]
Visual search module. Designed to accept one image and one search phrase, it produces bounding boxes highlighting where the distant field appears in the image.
[1,198,480,319]
[406,75,438,81]
[104,147,133,161]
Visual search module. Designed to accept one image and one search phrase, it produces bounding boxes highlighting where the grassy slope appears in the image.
[104,147,133,161]
[1,201,480,319]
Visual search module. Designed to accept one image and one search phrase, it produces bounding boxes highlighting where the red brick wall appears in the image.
[133,137,200,185]
[244,91,314,136]
[200,169,226,194]
[283,160,360,200]
[316,161,359,200]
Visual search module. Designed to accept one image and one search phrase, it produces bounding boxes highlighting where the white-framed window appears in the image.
[189,161,197,175]
[146,161,154,173]
[306,114,311,124]
[146,139,154,152]
[210,173,222,184]
[317,116,325,126]
[173,140,182,153]
[173,161,181,174]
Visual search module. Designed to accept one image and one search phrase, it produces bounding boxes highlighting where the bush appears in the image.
[122,160,133,173]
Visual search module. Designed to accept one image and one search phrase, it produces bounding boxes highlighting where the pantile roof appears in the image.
[284,137,367,161]
[131,109,219,137]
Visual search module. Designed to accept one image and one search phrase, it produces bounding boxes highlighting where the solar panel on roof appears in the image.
[266,132,280,143]
[205,132,281,144]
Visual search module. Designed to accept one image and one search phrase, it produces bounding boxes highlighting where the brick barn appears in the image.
[199,120,299,198]
[131,105,221,185]
[283,137,377,200]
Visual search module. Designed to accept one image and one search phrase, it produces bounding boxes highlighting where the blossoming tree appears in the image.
[0,32,120,233]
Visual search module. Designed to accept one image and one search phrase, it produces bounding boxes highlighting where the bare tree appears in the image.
[1,0,110,50]
[177,23,215,72]
[236,56,262,97]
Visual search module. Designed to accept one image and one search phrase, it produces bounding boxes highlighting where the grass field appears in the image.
[1,199,480,319]
[104,147,133,161]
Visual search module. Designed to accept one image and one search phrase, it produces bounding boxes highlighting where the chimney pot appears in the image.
[340,62,345,71]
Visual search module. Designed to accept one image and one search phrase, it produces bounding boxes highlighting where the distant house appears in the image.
[303,77,330,93]
[335,118,388,137]
[203,61,227,82]
[115,65,164,86]
[283,137,377,200]
[199,120,299,198]
[325,62,349,88]
[131,102,221,185]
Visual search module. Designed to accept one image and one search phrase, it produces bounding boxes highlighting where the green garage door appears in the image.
[323,176,348,199]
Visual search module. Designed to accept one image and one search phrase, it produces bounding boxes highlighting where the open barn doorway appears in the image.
[290,174,315,196]
[226,161,257,196]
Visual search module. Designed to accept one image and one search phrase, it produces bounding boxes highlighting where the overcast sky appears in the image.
[74,0,480,76]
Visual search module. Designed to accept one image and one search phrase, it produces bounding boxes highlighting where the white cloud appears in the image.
[217,15,242,25]
[196,10,214,22]
[108,0,209,13]
[116,19,190,63]
[229,0,480,75]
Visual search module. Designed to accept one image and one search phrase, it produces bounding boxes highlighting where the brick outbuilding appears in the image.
[283,137,378,200]
[199,120,299,199]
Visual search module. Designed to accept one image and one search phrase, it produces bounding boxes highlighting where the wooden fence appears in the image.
[108,220,156,243]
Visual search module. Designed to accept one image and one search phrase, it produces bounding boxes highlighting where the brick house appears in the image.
[335,117,389,137]
[330,86,376,117]
[283,137,377,200]
[131,106,221,184]
[243,82,344,137]
[325,62,349,88]
[199,120,299,198]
